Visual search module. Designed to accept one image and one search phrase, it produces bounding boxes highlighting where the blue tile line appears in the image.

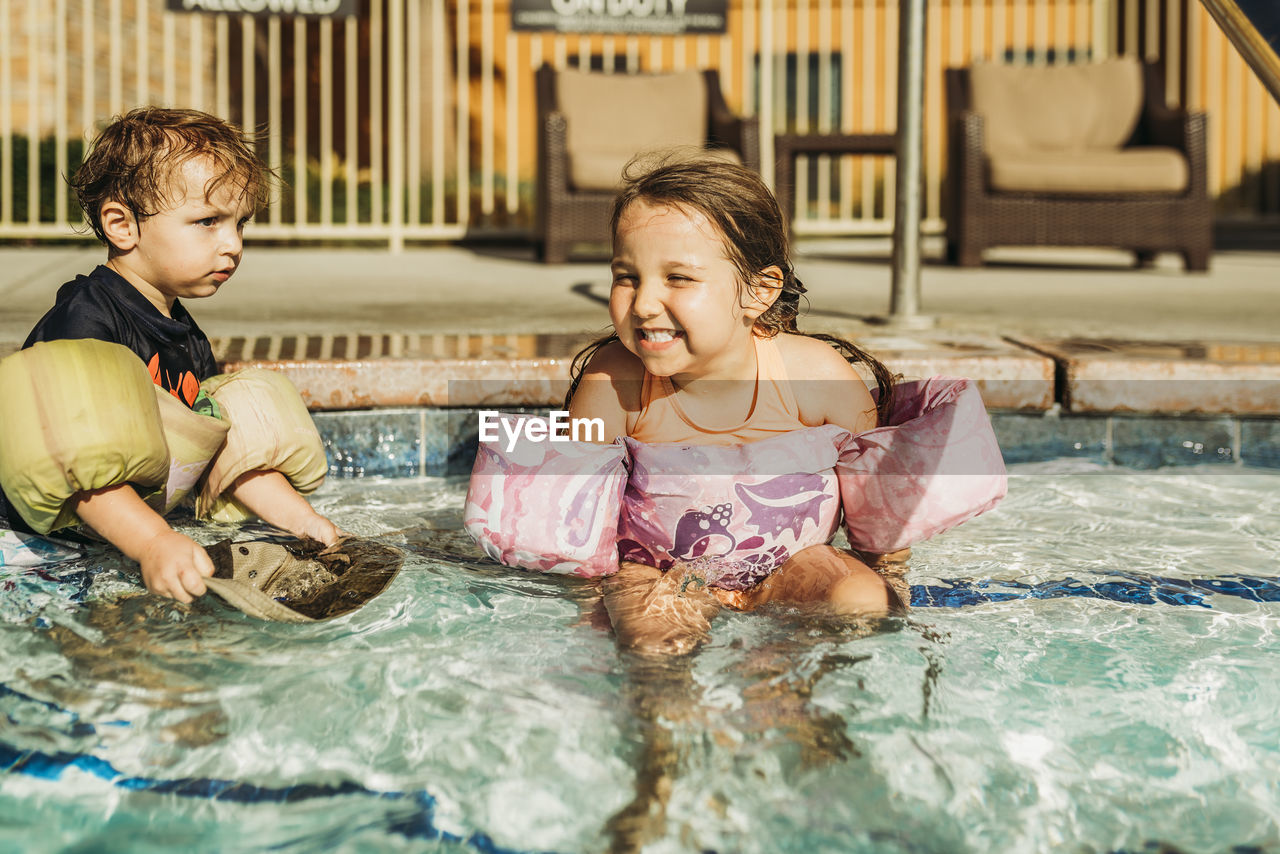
[9,550,1280,614]
[910,573,1280,608]
[0,682,129,735]
[0,740,551,854]
[10,542,1280,614]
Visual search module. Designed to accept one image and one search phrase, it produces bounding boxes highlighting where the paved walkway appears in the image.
[3,238,1279,348]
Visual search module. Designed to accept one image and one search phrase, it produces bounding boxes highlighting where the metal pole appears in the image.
[889,0,929,323]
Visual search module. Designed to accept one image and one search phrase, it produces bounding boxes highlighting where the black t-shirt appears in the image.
[24,264,218,394]
[2,265,219,532]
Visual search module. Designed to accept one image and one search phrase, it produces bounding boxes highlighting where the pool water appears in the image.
[2,462,1279,853]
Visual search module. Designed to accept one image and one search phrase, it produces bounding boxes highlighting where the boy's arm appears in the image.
[229,470,342,545]
[70,484,214,603]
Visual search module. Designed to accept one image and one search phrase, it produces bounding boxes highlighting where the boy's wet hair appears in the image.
[71,106,272,245]
[566,154,896,424]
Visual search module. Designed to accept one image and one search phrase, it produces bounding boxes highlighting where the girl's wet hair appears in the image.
[565,154,896,424]
[71,106,274,246]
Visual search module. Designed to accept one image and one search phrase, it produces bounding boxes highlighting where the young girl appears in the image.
[565,156,904,655]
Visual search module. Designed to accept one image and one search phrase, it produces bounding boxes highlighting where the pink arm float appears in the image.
[464,377,1008,582]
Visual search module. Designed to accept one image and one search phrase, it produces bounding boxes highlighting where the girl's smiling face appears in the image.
[610,200,767,384]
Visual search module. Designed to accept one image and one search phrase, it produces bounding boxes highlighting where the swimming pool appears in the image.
[2,461,1278,853]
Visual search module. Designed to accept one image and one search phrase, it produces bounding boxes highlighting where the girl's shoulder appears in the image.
[773,333,878,433]
[581,339,645,383]
[569,340,644,436]
[773,332,863,381]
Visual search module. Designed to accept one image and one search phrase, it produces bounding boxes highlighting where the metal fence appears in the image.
[2,0,1278,248]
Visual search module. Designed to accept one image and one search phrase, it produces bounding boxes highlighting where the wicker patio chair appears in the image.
[535,64,760,264]
[944,58,1212,271]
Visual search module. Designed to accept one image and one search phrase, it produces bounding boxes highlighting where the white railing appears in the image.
[2,0,1278,248]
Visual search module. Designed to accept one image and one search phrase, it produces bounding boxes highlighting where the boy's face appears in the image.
[104,155,255,315]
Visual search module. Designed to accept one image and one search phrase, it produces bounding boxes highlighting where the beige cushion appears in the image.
[969,58,1143,154]
[571,145,743,189]
[557,68,708,190]
[987,147,1188,194]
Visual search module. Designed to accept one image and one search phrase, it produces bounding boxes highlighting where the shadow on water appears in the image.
[600,597,944,853]
[603,651,696,853]
[392,525,615,618]
[26,592,232,750]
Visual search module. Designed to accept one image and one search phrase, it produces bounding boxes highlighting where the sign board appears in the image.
[511,0,727,35]
[165,0,360,17]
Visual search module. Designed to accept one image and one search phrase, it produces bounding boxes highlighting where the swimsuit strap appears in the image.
[632,335,804,444]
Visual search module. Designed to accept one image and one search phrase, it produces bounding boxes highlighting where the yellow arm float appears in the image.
[196,369,328,523]
[0,339,227,533]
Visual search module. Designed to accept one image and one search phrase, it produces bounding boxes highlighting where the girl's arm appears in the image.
[566,341,644,443]
[781,334,879,433]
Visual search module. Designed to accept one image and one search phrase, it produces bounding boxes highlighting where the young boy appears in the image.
[2,107,340,604]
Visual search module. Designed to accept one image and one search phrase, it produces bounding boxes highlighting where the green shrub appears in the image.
[0,135,86,225]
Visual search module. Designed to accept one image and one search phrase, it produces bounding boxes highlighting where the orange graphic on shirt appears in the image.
[147,352,201,408]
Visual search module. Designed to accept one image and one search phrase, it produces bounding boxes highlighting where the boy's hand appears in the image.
[137,530,215,603]
[290,511,344,547]
[71,483,214,604]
